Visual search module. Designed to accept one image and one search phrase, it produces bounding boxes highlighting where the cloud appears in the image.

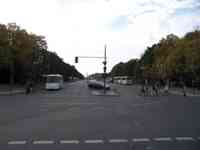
[0,0,199,74]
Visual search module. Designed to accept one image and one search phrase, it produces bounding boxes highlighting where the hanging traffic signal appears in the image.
[75,57,78,63]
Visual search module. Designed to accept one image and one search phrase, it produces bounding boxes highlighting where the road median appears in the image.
[91,89,120,96]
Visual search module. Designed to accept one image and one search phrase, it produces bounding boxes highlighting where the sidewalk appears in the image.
[0,84,25,95]
[169,87,200,97]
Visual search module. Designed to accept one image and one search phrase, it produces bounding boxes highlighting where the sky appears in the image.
[0,0,200,76]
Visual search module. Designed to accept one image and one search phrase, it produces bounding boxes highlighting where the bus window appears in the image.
[45,74,63,90]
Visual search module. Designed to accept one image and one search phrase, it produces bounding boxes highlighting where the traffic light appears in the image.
[75,57,78,63]
[103,66,106,72]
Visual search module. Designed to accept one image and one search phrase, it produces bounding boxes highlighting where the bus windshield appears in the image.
[46,76,62,83]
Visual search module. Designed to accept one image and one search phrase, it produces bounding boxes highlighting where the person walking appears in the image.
[25,80,33,95]
[152,83,158,96]
[140,84,145,96]
[144,79,149,96]
[155,82,159,96]
[25,81,30,95]
[182,82,187,97]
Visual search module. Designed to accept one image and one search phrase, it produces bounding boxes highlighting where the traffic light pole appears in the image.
[8,30,14,94]
[7,23,17,94]
[75,44,107,93]
[103,45,107,94]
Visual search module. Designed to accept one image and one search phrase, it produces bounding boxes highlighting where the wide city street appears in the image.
[0,80,200,150]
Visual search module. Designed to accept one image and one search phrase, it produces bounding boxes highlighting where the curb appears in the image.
[0,90,25,96]
[169,90,200,97]
[91,89,120,96]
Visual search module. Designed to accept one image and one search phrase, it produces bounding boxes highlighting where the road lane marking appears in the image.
[85,140,104,144]
[153,137,172,141]
[60,140,80,144]
[109,139,128,143]
[33,140,54,144]
[175,137,195,141]
[132,138,150,142]
[8,141,27,145]
[6,136,200,145]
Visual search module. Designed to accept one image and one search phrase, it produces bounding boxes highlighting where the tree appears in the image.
[110,29,200,87]
[110,59,138,78]
[0,23,83,84]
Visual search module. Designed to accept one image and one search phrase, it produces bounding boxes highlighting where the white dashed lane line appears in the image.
[175,137,195,141]
[60,140,79,144]
[153,137,172,141]
[33,140,54,144]
[85,140,104,144]
[7,136,199,145]
[109,139,129,143]
[8,141,27,145]
[132,138,150,142]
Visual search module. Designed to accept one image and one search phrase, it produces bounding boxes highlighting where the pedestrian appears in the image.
[155,82,159,96]
[152,83,158,96]
[163,84,169,94]
[152,84,156,96]
[25,81,31,95]
[182,83,187,97]
[145,85,149,96]
[144,79,148,96]
[30,80,33,93]
[140,85,145,96]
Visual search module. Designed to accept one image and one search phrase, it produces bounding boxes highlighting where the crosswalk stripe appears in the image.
[60,140,79,144]
[132,138,150,142]
[8,141,27,145]
[85,140,104,143]
[175,137,195,141]
[154,137,172,141]
[109,139,128,143]
[33,140,54,144]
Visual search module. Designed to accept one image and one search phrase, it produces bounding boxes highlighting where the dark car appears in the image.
[88,80,110,90]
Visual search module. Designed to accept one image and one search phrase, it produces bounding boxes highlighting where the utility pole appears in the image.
[8,37,14,93]
[7,23,17,93]
[103,44,107,93]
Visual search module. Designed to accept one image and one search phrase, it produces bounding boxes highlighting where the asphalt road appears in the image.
[0,80,200,150]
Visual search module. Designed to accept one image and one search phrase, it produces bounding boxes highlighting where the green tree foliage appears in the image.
[0,23,83,84]
[110,29,200,86]
[110,59,138,77]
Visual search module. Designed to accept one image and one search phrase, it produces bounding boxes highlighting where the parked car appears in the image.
[88,80,110,90]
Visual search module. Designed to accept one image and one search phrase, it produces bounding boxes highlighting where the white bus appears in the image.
[120,76,133,85]
[113,76,133,85]
[113,76,121,84]
[45,74,64,90]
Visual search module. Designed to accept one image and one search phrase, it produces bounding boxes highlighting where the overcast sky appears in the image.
[0,0,200,75]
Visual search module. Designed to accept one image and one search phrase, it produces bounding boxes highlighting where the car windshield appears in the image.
[0,0,200,150]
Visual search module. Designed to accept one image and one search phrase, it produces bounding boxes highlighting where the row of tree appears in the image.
[110,29,200,87]
[0,23,83,84]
